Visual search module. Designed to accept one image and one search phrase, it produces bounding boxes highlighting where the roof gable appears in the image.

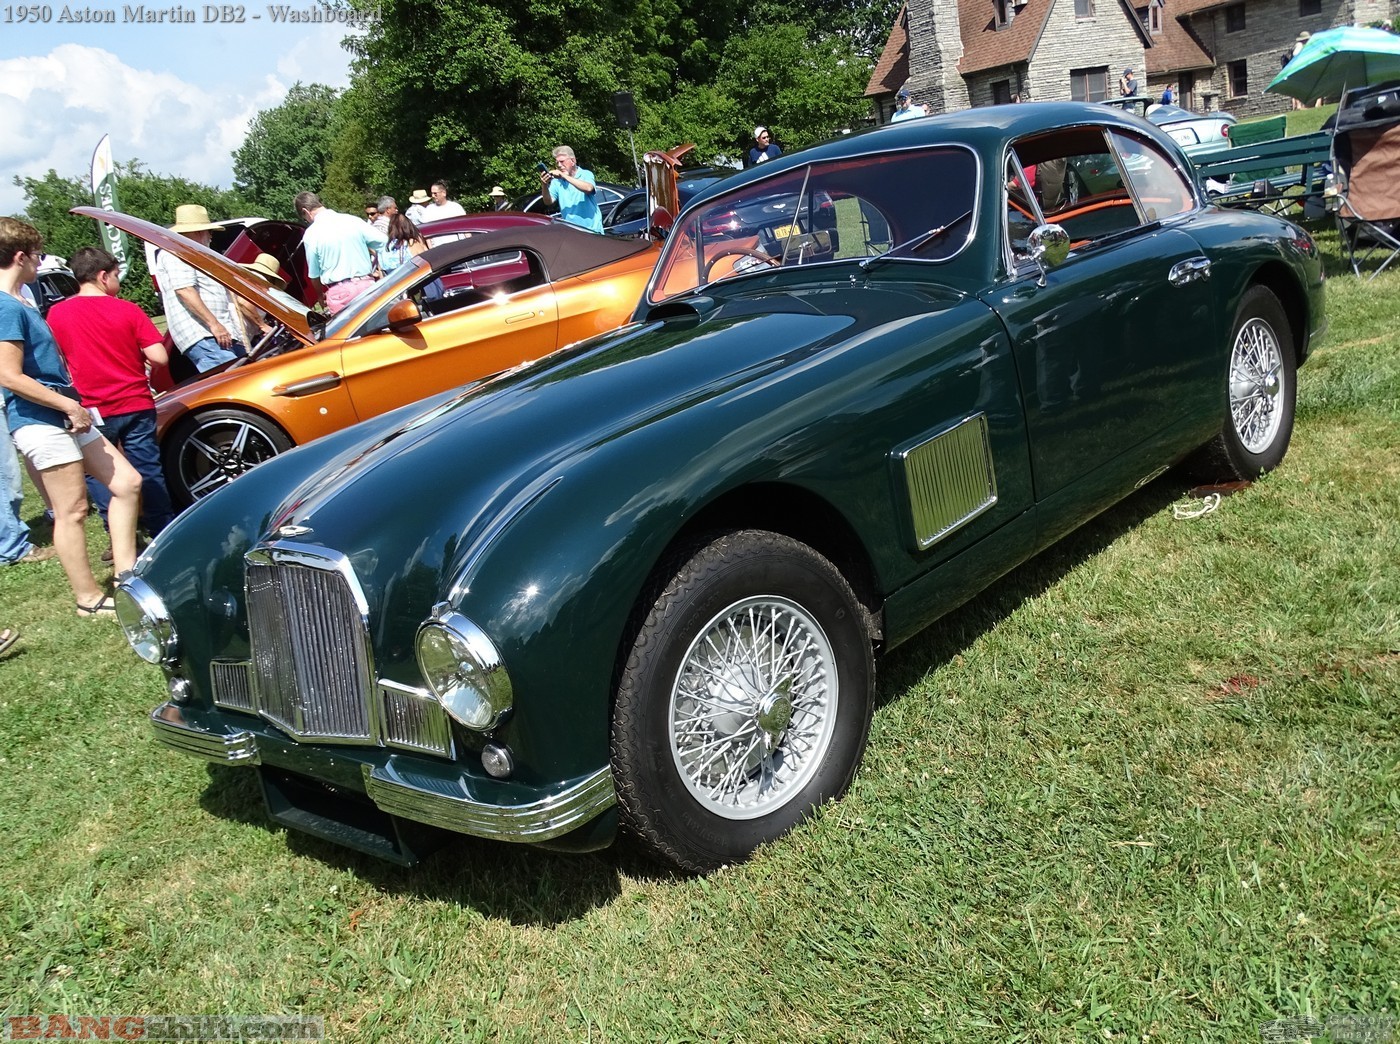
[866,3,912,97]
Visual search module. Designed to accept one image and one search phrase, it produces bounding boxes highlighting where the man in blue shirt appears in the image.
[541,146,603,233]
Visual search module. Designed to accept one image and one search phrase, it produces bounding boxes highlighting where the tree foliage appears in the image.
[12,164,251,317]
[232,82,345,216]
[326,0,894,200]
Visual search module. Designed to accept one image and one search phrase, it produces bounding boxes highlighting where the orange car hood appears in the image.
[71,206,314,345]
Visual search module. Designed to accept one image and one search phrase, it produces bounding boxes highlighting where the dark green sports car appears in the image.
[117,102,1324,873]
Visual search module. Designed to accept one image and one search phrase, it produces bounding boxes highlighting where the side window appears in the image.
[1009,127,1140,244]
[418,249,543,317]
[1107,130,1196,221]
[607,194,648,227]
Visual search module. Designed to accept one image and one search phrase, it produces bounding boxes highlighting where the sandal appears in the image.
[76,596,117,617]
[0,627,18,656]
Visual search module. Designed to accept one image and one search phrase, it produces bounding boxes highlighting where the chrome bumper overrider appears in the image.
[151,703,261,764]
[149,702,615,843]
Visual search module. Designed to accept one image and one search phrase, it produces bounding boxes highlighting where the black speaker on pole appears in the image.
[613,91,639,130]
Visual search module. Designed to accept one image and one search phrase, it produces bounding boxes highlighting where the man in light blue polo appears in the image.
[540,146,603,233]
[294,191,388,314]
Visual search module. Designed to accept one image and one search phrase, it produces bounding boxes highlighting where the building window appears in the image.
[1224,3,1245,31]
[1148,3,1162,32]
[992,80,1013,104]
[1075,0,1095,17]
[1228,59,1248,96]
[1298,0,1320,13]
[995,0,1011,26]
[1070,66,1110,101]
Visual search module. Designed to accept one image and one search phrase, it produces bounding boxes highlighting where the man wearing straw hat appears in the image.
[237,252,310,325]
[154,203,247,374]
[405,189,431,226]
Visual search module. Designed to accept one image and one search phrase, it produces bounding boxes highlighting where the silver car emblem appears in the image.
[275,523,314,538]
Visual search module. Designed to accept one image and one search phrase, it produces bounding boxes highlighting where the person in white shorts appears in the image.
[0,218,141,616]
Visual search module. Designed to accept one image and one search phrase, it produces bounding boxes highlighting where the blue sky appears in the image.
[1,7,358,216]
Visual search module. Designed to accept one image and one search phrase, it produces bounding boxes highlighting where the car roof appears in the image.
[418,221,655,280]
[1149,104,1236,125]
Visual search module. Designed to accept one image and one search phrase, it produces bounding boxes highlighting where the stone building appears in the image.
[868,0,1400,121]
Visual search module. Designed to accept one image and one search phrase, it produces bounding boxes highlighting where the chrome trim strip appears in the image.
[150,702,261,765]
[363,763,616,843]
[896,413,998,550]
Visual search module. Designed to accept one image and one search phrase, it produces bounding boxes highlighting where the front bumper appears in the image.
[150,701,616,846]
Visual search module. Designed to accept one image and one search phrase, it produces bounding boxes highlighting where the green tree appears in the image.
[333,0,880,198]
[232,82,344,215]
[13,164,252,317]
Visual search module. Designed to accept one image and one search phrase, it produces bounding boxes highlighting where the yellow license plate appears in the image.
[772,225,798,239]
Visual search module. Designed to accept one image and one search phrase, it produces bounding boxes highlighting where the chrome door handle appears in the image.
[1168,257,1212,286]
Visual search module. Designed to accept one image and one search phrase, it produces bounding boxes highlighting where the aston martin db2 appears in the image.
[116,103,1324,872]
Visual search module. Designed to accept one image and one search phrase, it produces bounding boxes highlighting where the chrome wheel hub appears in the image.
[669,596,837,821]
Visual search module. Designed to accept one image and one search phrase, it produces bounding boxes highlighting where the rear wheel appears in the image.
[1193,285,1297,481]
[611,530,874,873]
[164,409,293,507]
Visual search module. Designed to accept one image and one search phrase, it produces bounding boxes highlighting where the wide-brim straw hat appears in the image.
[408,189,430,204]
[489,186,506,198]
[169,203,223,233]
[239,252,287,291]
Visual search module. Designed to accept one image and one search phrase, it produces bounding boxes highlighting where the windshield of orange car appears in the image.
[647,146,978,304]
[319,256,429,340]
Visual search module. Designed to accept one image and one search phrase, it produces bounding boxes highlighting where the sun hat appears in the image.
[169,204,222,233]
[239,252,287,292]
[489,186,506,198]
[408,188,430,204]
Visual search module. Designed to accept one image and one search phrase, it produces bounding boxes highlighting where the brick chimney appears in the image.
[908,0,971,114]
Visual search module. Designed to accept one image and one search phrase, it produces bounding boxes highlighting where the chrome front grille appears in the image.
[205,542,454,757]
[245,545,374,742]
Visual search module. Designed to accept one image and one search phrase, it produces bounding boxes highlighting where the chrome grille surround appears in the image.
[896,413,998,550]
[245,543,376,742]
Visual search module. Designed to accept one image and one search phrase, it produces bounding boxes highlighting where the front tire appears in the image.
[611,530,874,873]
[164,408,294,507]
[1194,285,1297,481]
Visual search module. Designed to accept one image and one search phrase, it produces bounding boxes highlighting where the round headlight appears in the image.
[416,608,513,731]
[114,577,177,665]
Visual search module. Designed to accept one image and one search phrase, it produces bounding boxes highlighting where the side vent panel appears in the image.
[896,414,998,551]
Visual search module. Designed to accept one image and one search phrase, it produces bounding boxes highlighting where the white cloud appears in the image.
[1,30,355,217]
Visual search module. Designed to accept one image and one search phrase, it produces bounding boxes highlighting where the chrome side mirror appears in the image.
[1027,223,1070,285]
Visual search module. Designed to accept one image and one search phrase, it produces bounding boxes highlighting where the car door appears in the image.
[339,247,560,422]
[984,126,1215,533]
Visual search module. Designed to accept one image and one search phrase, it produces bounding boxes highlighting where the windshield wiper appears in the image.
[859,209,973,273]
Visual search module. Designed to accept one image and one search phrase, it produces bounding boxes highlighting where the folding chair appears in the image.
[1333,117,1400,280]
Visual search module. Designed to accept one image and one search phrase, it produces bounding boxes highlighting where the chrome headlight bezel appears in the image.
[114,574,179,665]
[415,604,514,731]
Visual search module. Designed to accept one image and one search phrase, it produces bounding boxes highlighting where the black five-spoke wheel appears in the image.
[164,409,294,507]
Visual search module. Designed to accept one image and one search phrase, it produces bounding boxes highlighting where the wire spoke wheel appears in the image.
[669,596,837,820]
[1229,316,1286,455]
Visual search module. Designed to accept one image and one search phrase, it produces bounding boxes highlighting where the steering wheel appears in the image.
[704,248,781,280]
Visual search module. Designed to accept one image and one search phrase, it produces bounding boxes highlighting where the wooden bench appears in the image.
[1190,129,1334,212]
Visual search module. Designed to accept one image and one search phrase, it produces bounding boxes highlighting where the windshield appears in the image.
[648,146,978,303]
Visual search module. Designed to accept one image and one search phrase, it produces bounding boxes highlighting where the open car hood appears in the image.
[71,206,315,346]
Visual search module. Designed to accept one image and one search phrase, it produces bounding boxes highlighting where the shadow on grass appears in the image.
[195,762,672,924]
[875,471,1191,706]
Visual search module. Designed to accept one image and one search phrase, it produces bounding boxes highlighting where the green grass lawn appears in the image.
[1,234,1396,1041]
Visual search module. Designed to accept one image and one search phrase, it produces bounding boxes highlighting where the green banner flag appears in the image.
[90,135,130,279]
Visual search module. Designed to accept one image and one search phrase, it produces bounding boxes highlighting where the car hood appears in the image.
[144,275,968,622]
[71,206,314,345]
